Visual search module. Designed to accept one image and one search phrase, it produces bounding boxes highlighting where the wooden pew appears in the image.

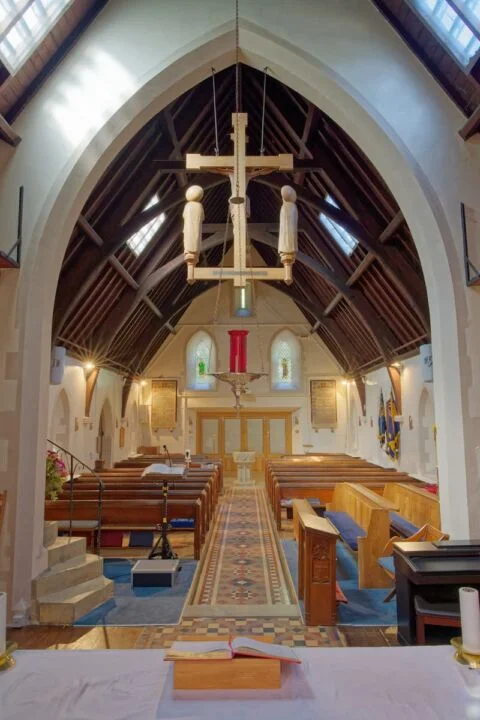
[45,498,203,559]
[271,473,416,530]
[70,477,216,528]
[62,488,209,544]
[326,483,399,588]
[383,483,442,533]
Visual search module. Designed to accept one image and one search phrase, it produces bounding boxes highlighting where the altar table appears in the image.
[0,646,477,719]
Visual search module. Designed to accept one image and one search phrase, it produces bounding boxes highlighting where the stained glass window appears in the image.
[271,330,301,390]
[186,331,216,390]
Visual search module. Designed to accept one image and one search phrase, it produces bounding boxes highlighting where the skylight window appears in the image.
[319,194,358,257]
[126,194,166,257]
[0,0,73,74]
[408,0,480,68]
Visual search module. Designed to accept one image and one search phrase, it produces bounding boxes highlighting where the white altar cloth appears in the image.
[0,646,478,719]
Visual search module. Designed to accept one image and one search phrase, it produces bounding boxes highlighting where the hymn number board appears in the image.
[310,379,337,428]
[151,379,177,430]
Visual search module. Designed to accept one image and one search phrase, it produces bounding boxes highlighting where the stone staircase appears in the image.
[33,521,114,624]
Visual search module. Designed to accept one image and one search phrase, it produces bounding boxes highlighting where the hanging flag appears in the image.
[385,392,400,460]
[378,390,386,447]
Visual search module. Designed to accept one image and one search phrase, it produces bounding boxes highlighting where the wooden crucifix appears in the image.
[184,113,294,287]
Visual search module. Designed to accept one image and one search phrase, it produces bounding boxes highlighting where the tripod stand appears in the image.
[148,475,178,560]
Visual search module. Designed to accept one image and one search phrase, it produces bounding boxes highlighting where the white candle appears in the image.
[460,586,480,654]
[0,592,6,656]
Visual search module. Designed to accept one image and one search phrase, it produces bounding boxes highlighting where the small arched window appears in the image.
[186,331,216,390]
[271,330,301,390]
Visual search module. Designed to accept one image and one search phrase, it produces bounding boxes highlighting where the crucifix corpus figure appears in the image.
[184,113,295,286]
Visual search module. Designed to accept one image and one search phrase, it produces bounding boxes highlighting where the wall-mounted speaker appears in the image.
[50,346,66,385]
[420,343,433,383]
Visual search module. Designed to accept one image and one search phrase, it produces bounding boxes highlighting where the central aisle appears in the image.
[184,486,300,618]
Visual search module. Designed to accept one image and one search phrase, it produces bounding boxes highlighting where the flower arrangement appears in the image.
[45,450,68,501]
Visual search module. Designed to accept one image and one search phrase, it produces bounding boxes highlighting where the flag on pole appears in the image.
[385,392,400,460]
[378,390,386,447]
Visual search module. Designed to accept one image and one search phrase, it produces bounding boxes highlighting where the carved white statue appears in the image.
[278,186,297,284]
[183,185,204,281]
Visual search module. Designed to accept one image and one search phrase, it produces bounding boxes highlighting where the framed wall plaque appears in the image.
[151,379,177,430]
[310,379,337,428]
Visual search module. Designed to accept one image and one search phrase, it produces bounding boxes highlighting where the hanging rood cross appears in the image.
[183,113,296,287]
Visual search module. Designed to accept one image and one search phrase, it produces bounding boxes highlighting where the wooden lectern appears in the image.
[297,510,339,626]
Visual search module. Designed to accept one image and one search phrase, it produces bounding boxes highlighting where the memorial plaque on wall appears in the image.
[151,379,177,430]
[310,379,337,428]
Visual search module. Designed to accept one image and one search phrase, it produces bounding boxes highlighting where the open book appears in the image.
[164,637,301,663]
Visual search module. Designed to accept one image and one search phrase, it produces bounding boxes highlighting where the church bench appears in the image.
[265,467,407,506]
[270,474,415,529]
[45,498,203,559]
[78,469,219,513]
[383,483,442,535]
[325,483,399,588]
[60,488,209,542]
[73,478,216,523]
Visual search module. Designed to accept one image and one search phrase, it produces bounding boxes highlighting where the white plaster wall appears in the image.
[47,358,141,468]
[144,282,347,454]
[350,355,437,481]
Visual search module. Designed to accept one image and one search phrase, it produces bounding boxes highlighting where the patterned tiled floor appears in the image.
[185,486,299,617]
[134,617,398,649]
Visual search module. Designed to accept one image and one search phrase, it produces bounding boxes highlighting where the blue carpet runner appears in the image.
[282,540,397,626]
[75,558,197,626]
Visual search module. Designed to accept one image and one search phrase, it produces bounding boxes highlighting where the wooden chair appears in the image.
[414,596,460,644]
[378,523,448,602]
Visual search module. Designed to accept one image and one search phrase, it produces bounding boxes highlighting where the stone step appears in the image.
[43,521,58,547]
[47,535,86,567]
[37,576,114,624]
[33,553,104,599]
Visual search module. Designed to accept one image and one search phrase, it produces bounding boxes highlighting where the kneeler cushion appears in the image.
[100,530,124,547]
[129,530,154,547]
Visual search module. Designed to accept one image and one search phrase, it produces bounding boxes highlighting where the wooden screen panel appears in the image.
[310,379,337,428]
[151,379,177,430]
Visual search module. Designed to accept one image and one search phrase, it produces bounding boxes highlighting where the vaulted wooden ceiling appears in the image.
[3,1,479,377]
[51,64,430,377]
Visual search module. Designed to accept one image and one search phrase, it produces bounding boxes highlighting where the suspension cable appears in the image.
[211,67,220,156]
[260,66,269,155]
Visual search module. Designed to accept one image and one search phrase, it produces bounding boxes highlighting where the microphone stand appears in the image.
[148,444,177,560]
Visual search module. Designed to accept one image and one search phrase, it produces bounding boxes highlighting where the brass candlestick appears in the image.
[0,641,17,672]
[451,636,480,668]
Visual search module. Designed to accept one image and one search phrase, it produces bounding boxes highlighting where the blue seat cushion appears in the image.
[378,555,395,576]
[324,511,366,551]
[390,512,419,538]
[170,518,195,529]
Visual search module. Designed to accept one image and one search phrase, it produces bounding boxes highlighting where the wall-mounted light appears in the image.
[83,360,96,378]
[140,379,147,387]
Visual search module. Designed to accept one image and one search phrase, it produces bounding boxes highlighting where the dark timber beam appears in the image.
[459,104,480,140]
[121,376,134,419]
[53,175,229,341]
[0,113,21,147]
[254,175,429,330]
[251,228,397,359]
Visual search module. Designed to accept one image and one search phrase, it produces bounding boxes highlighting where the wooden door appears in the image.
[197,411,292,471]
